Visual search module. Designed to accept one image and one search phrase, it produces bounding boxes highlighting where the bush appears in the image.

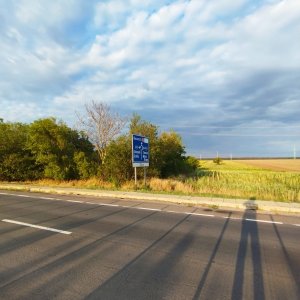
[213,157,222,165]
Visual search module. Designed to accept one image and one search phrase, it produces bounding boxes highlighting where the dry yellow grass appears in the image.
[31,178,115,189]
[235,159,300,172]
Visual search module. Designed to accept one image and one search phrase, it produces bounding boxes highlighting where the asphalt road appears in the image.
[0,191,299,300]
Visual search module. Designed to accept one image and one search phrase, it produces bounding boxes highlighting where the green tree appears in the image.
[101,114,190,183]
[100,135,132,185]
[129,114,161,177]
[158,131,186,178]
[213,157,222,165]
[27,118,96,180]
[0,121,42,181]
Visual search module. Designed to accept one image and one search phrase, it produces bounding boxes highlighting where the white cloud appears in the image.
[0,0,299,155]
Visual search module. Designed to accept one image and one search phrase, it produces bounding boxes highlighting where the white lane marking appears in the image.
[1,192,299,227]
[67,200,83,203]
[2,219,71,235]
[222,216,243,220]
[99,203,119,207]
[136,207,161,211]
[245,218,283,225]
[189,212,215,217]
[165,210,182,214]
[0,193,59,201]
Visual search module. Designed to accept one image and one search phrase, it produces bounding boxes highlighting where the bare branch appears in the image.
[77,100,127,163]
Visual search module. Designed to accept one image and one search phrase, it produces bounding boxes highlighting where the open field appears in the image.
[3,159,300,203]
[234,159,300,172]
[199,159,300,172]
[192,160,300,202]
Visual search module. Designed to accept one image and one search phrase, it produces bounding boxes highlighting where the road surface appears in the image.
[0,191,299,299]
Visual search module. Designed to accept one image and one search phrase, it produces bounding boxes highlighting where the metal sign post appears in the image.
[132,134,149,188]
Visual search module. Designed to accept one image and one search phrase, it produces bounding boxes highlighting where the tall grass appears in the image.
[23,160,300,202]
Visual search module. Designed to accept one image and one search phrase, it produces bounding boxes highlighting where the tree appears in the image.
[213,156,222,165]
[158,131,186,178]
[0,121,42,181]
[101,114,191,182]
[101,135,133,185]
[77,101,127,164]
[129,114,161,177]
[27,118,96,180]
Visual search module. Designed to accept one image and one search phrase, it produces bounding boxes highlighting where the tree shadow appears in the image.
[0,204,138,256]
[0,210,159,293]
[85,213,193,299]
[231,201,265,300]
[270,215,300,296]
[192,212,232,299]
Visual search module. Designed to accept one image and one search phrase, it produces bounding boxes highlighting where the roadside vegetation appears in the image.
[1,106,299,203]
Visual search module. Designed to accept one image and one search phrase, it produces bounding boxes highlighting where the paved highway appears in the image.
[0,191,299,300]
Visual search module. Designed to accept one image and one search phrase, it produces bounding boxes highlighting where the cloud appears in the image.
[0,0,299,156]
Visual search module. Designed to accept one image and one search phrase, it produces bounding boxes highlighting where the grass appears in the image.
[3,159,299,203]
[194,160,300,202]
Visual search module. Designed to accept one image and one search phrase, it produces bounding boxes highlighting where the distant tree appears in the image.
[77,101,127,164]
[213,156,222,165]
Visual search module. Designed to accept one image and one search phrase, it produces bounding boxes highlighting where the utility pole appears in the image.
[294,145,296,159]
[230,153,233,160]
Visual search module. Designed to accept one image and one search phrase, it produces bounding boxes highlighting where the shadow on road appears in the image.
[85,212,194,299]
[192,212,232,299]
[231,201,265,300]
[270,215,300,296]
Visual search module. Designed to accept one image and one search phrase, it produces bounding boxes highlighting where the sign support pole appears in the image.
[134,167,137,189]
[144,167,146,187]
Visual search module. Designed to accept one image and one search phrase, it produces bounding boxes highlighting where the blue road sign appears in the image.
[132,134,149,167]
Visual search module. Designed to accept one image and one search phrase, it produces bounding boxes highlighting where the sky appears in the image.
[0,0,299,158]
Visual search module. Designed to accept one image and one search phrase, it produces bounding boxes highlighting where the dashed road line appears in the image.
[136,207,161,211]
[2,219,72,235]
[67,200,83,203]
[222,216,242,220]
[246,218,283,224]
[189,212,215,217]
[99,203,119,207]
[1,192,299,228]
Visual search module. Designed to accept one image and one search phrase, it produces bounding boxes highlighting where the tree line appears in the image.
[0,104,198,184]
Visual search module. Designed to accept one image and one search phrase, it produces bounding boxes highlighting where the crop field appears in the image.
[16,159,300,203]
[186,159,300,202]
[198,159,300,172]
[234,159,300,172]
[148,159,300,202]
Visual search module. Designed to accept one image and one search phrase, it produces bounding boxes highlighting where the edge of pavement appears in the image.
[0,183,300,215]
